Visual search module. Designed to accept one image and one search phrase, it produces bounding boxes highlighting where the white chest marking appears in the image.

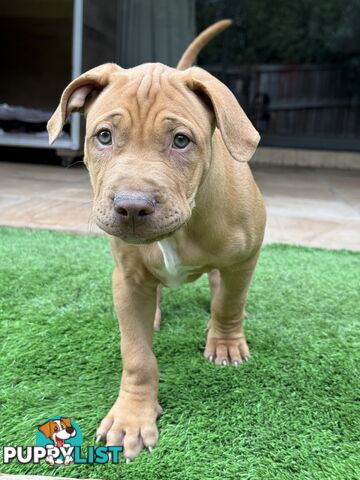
[157,238,179,276]
[157,239,200,287]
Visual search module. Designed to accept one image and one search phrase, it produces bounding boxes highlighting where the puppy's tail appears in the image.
[176,19,232,70]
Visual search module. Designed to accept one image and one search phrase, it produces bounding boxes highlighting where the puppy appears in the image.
[38,417,76,465]
[47,20,266,460]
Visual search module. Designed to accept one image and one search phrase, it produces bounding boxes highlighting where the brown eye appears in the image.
[173,133,190,149]
[54,426,59,432]
[97,129,112,145]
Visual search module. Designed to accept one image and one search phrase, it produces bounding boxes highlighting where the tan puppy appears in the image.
[48,20,266,460]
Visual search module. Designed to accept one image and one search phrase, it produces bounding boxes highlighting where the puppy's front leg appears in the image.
[204,254,260,365]
[97,266,161,460]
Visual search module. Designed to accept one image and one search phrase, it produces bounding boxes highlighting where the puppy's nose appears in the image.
[113,192,156,219]
[66,427,74,434]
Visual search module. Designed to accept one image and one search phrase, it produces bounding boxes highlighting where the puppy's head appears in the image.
[48,63,259,244]
[38,418,75,447]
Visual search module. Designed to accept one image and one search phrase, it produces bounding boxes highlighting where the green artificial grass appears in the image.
[0,227,359,480]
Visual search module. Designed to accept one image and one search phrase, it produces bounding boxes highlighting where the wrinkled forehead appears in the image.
[86,63,212,130]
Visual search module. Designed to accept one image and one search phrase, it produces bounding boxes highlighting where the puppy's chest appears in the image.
[153,239,204,288]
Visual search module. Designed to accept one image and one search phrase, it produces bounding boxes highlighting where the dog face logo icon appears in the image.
[36,416,82,465]
[38,418,76,448]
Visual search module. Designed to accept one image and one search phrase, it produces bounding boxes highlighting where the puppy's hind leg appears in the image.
[205,253,260,365]
[208,269,248,319]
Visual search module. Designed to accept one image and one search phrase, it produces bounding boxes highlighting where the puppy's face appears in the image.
[48,62,259,244]
[85,64,214,244]
[38,418,76,447]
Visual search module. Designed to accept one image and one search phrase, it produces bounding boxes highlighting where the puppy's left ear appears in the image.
[47,63,123,144]
[185,67,260,162]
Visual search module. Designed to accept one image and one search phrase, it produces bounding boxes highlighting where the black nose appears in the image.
[66,427,74,434]
[113,192,156,220]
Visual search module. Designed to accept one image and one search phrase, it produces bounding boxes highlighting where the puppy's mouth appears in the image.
[94,200,190,244]
[55,436,64,448]
[117,225,182,244]
[97,219,184,244]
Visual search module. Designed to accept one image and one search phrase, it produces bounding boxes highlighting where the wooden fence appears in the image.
[206,64,360,140]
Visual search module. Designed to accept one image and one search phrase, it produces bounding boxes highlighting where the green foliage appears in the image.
[1,227,359,479]
[196,0,360,65]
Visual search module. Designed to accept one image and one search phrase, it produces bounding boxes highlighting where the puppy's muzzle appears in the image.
[113,191,156,229]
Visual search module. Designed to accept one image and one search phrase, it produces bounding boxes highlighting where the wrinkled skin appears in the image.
[85,65,213,244]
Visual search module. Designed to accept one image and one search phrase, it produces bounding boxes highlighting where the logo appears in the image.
[3,416,122,466]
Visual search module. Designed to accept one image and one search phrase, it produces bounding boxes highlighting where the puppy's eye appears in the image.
[172,133,190,149]
[97,129,112,145]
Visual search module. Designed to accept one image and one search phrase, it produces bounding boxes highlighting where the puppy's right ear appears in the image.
[47,63,123,144]
[38,421,52,438]
[185,67,260,163]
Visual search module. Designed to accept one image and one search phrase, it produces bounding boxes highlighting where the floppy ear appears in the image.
[47,63,123,144]
[60,417,72,428]
[185,67,260,162]
[38,420,52,438]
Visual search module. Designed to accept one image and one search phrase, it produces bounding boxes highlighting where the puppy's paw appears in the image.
[204,328,250,365]
[96,396,162,460]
